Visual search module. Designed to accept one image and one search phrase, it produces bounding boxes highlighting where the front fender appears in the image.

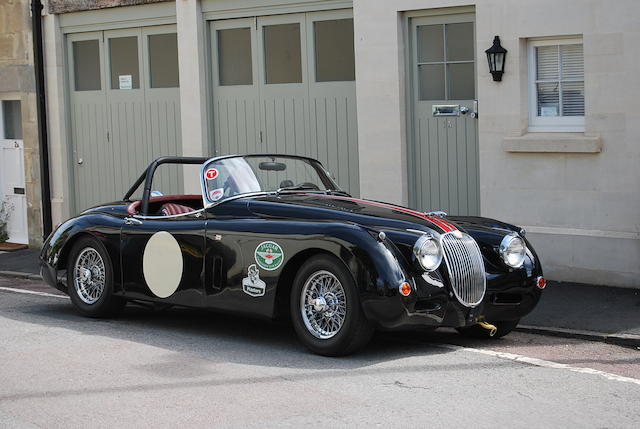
[273,221,410,325]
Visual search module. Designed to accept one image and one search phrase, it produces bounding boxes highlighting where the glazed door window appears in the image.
[416,22,475,100]
[217,28,253,86]
[148,33,179,88]
[72,39,101,91]
[109,36,140,89]
[313,18,355,82]
[263,23,303,84]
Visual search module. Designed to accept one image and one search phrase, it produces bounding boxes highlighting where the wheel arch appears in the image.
[273,226,410,321]
[274,248,343,321]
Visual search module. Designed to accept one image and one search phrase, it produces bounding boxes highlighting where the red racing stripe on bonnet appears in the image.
[308,194,458,233]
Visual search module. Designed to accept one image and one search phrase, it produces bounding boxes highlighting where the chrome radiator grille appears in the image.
[441,232,487,307]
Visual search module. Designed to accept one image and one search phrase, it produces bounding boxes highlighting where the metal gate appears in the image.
[408,13,480,216]
[210,10,359,195]
[67,25,182,212]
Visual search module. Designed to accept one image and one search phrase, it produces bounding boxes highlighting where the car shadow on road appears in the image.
[2,296,481,368]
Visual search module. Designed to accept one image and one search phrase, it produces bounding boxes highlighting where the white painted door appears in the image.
[0,140,28,244]
[210,11,359,195]
[409,13,479,216]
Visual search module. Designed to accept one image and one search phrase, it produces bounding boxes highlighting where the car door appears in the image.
[120,213,206,305]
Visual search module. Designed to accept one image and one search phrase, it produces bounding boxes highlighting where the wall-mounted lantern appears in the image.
[485,36,507,81]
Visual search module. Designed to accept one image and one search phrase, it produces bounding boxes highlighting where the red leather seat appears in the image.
[160,203,194,216]
[127,195,201,215]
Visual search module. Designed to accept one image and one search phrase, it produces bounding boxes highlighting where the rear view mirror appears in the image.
[259,161,286,171]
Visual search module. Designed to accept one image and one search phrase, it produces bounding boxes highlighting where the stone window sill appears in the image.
[503,133,602,153]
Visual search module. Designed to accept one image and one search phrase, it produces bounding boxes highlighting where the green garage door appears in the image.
[210,10,359,195]
[67,25,182,212]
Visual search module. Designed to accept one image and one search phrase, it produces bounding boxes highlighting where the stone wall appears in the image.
[0,0,43,247]
[48,0,170,14]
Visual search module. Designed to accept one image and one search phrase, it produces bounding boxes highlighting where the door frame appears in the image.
[403,6,479,213]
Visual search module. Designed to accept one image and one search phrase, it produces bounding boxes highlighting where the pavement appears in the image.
[0,282,639,428]
[1,248,639,347]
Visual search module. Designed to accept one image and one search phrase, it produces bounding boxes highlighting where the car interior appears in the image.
[126,194,203,217]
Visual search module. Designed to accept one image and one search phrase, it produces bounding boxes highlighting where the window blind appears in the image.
[535,43,584,117]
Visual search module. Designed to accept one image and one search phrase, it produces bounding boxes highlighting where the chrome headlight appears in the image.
[413,234,443,272]
[499,234,526,268]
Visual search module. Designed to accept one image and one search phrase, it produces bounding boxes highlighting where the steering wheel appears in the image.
[223,176,240,196]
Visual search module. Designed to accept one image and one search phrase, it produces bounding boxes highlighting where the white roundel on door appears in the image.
[143,231,183,298]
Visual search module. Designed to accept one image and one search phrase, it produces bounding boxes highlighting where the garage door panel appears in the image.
[210,10,360,196]
[68,26,182,213]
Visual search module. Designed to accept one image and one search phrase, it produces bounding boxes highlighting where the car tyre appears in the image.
[291,254,374,356]
[67,236,125,318]
[456,319,519,339]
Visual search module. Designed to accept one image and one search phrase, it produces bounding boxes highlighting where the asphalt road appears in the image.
[1,277,639,428]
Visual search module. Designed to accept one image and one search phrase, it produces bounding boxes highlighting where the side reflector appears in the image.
[399,282,412,296]
[536,276,546,289]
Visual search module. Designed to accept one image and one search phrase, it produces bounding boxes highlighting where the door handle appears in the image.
[460,106,470,115]
[124,217,143,225]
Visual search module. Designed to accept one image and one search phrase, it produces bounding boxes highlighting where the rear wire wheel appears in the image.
[291,254,373,356]
[67,236,125,318]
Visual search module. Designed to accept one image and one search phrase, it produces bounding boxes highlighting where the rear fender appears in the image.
[40,214,123,288]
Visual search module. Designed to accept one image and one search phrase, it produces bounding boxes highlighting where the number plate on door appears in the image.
[432,105,460,116]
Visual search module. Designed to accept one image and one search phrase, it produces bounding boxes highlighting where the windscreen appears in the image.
[201,155,337,204]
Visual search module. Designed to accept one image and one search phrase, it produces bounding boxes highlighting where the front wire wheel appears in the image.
[291,255,373,356]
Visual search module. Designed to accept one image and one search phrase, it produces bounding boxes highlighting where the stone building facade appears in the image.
[39,0,640,287]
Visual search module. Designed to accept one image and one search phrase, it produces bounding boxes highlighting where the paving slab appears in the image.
[0,249,40,275]
[522,281,640,338]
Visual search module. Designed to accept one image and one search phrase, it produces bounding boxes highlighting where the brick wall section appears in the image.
[48,0,170,14]
[0,0,43,247]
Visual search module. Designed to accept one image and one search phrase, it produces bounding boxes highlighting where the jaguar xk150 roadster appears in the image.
[41,155,545,356]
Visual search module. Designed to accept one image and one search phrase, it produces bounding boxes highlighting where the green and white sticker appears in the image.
[254,241,284,271]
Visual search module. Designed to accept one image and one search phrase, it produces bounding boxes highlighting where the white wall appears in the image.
[353,0,640,287]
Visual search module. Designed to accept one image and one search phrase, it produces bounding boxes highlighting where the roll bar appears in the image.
[123,154,332,216]
[123,157,209,216]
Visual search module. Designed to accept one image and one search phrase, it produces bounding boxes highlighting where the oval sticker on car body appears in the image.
[255,241,284,270]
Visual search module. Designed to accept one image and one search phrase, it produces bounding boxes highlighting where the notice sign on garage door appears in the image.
[119,75,132,90]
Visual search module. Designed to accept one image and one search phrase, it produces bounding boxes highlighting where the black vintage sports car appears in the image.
[41,155,545,356]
